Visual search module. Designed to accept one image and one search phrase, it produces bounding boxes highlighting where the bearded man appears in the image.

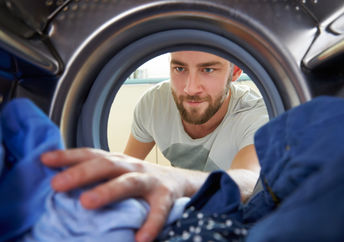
[42,51,269,242]
[124,51,268,172]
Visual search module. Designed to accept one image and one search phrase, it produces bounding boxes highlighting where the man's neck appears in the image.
[182,93,231,139]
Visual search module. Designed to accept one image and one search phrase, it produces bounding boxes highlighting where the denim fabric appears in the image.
[0,98,64,241]
[244,96,344,223]
[247,146,344,241]
[245,96,344,241]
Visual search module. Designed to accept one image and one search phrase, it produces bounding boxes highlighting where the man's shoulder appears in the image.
[136,80,173,115]
[231,82,261,98]
[139,81,171,104]
[229,82,266,113]
[145,80,170,95]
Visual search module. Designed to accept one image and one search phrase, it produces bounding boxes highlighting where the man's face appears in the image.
[170,51,232,125]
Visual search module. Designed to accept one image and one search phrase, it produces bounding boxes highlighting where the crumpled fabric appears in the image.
[159,96,344,242]
[245,96,344,241]
[0,98,63,241]
[246,144,344,241]
[158,171,248,241]
[0,117,4,176]
[22,191,189,242]
[3,96,344,242]
[244,96,344,221]
[0,98,189,242]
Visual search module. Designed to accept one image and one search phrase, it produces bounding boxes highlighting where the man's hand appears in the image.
[41,148,206,242]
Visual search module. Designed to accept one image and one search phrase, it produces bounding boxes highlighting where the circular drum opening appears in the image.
[50,2,312,149]
[77,29,284,149]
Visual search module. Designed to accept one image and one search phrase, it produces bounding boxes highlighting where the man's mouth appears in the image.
[185,96,206,102]
[187,100,202,103]
[184,99,206,107]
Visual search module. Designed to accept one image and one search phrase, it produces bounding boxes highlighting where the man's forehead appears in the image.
[170,51,229,66]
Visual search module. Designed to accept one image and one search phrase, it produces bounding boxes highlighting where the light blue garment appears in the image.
[0,98,189,241]
[0,98,63,241]
[22,190,189,242]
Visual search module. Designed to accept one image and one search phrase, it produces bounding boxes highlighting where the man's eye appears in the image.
[175,67,185,72]
[203,68,214,73]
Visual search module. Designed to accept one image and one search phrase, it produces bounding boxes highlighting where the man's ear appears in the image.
[232,65,243,82]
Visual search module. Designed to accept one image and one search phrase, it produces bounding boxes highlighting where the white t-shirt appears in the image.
[131,81,268,171]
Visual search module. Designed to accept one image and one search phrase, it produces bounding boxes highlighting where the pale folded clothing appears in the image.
[22,190,189,242]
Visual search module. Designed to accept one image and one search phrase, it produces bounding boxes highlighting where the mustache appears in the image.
[181,95,210,102]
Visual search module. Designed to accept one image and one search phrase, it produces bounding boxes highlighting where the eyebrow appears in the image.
[170,59,224,67]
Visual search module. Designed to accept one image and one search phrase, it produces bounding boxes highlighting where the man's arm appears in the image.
[123,132,155,160]
[227,144,260,202]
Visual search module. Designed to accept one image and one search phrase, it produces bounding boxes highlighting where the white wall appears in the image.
[107,84,170,166]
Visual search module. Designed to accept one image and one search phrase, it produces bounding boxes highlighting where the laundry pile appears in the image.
[0,98,63,241]
[1,96,344,241]
[0,98,188,242]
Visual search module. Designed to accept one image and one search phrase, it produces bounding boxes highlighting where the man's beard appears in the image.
[172,89,228,125]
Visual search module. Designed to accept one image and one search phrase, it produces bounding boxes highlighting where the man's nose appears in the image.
[184,72,202,95]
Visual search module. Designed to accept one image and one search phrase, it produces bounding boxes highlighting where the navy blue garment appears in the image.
[0,98,64,241]
[244,96,344,240]
[185,170,242,218]
[247,146,344,241]
[158,171,249,241]
[160,96,344,241]
[0,118,4,176]
[244,96,344,224]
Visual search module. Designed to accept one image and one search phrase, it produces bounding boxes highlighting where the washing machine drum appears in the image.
[0,0,343,148]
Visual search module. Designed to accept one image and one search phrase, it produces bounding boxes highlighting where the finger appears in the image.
[136,193,174,242]
[79,172,149,209]
[51,156,123,192]
[41,148,109,167]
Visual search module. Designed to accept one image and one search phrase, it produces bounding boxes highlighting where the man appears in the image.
[41,51,268,242]
[124,51,267,171]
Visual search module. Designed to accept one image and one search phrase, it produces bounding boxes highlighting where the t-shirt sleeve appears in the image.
[237,101,269,150]
[131,91,155,143]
